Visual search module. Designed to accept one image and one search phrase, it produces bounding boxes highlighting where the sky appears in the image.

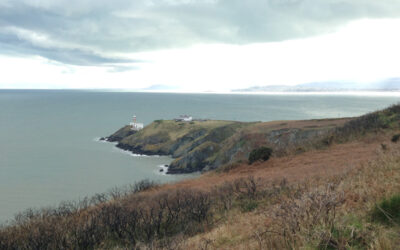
[1,0,400,92]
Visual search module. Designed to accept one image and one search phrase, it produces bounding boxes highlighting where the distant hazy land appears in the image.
[232,78,400,93]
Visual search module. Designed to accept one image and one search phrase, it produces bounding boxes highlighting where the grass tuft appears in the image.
[239,200,259,213]
[371,194,400,225]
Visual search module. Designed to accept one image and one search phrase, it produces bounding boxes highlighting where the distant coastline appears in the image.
[231,78,400,93]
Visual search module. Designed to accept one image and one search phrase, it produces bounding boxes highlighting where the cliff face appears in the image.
[106,125,136,142]
[108,120,253,173]
[106,118,350,174]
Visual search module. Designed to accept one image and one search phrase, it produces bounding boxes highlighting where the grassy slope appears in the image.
[2,105,400,249]
[121,120,240,143]
[182,143,400,249]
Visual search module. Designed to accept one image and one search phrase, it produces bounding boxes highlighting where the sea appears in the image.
[0,90,399,223]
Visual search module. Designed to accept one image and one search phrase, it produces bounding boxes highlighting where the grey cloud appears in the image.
[1,0,400,66]
[0,30,139,67]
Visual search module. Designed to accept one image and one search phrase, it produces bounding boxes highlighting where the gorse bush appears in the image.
[371,194,400,225]
[248,146,273,164]
[391,134,400,143]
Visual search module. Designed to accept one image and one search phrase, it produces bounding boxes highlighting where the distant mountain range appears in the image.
[232,78,400,92]
[140,84,179,91]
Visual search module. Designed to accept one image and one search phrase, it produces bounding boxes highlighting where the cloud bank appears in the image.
[1,0,400,67]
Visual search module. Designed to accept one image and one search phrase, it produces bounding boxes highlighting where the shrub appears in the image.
[391,134,400,143]
[0,184,215,249]
[317,224,369,250]
[333,104,400,142]
[248,147,273,164]
[239,200,258,212]
[371,194,400,225]
[131,179,158,193]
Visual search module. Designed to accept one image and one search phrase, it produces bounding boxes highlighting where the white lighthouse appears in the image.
[130,115,144,131]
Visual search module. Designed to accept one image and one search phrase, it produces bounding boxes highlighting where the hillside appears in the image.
[2,104,400,249]
[107,118,350,173]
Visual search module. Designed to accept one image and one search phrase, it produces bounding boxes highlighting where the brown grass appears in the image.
[160,132,387,193]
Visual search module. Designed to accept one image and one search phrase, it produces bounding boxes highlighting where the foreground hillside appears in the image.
[2,105,400,249]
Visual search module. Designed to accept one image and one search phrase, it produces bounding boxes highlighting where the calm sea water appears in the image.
[0,90,399,222]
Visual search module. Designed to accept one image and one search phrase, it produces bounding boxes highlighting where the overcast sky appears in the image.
[1,0,400,91]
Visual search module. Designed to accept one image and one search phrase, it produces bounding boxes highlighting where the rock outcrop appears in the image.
[106,125,137,142]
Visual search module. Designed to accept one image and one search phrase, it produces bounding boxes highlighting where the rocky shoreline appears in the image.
[114,142,167,157]
[106,140,210,174]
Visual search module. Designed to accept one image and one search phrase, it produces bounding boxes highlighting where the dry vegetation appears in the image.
[2,105,400,249]
[182,143,400,249]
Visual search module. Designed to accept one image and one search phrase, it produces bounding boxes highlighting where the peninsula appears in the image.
[105,116,351,173]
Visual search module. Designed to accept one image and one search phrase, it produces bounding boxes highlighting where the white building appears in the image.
[175,115,193,122]
[130,115,144,131]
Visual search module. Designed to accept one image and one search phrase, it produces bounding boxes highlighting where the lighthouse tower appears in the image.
[130,115,144,131]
